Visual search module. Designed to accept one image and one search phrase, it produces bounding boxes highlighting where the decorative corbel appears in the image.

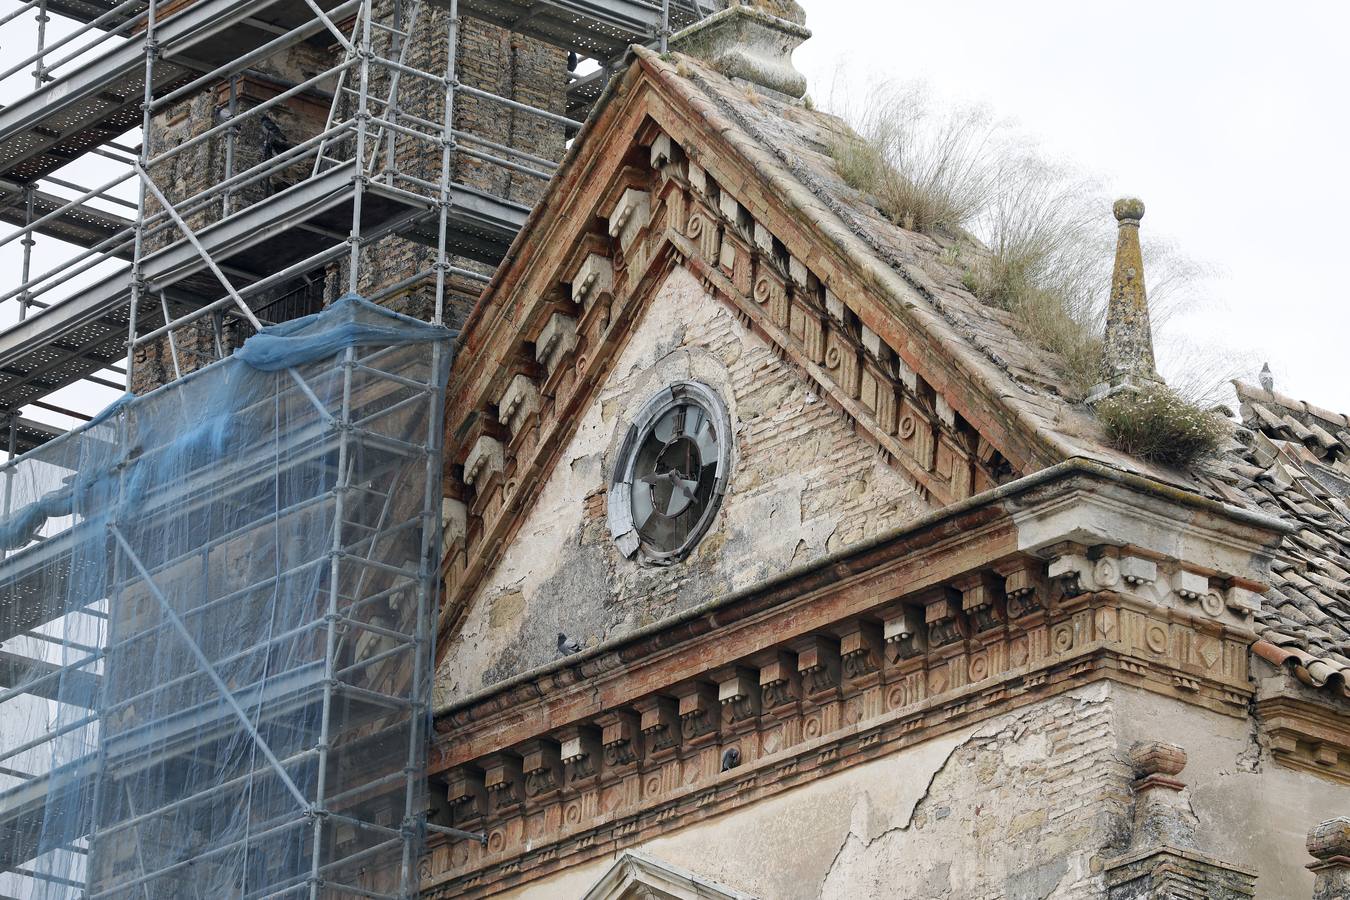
[445,765,486,826]
[634,695,681,759]
[558,724,602,786]
[519,738,563,800]
[758,650,801,712]
[597,710,643,768]
[996,557,1046,620]
[953,571,1004,635]
[497,373,541,439]
[791,634,841,701]
[676,682,721,745]
[716,666,762,728]
[570,253,614,311]
[882,605,927,661]
[481,752,524,814]
[462,435,505,491]
[534,311,579,376]
[923,589,965,649]
[608,187,652,252]
[838,620,883,682]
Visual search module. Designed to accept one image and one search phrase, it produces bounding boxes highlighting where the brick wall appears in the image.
[436,264,932,702]
[134,6,569,389]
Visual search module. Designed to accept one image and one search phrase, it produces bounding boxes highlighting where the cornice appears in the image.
[425,459,1286,897]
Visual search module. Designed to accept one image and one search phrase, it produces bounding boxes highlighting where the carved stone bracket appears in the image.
[792,634,841,701]
[839,621,883,684]
[558,725,602,786]
[463,435,505,491]
[676,683,720,746]
[482,752,523,814]
[519,738,563,800]
[534,312,579,376]
[716,666,762,729]
[598,710,643,769]
[635,695,681,760]
[757,651,800,713]
[497,373,541,439]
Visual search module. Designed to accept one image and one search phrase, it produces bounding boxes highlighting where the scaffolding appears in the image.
[0,0,709,434]
[0,0,712,896]
[0,295,453,898]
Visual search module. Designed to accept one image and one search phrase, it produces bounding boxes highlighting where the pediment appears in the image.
[580,851,754,900]
[437,49,1063,663]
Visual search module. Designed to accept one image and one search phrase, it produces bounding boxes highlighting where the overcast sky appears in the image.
[794,0,1349,411]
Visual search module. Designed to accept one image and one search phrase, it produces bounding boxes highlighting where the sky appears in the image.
[3,0,1348,431]
[794,0,1350,411]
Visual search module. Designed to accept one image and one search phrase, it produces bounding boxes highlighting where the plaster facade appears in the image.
[436,264,929,703]
[456,682,1350,900]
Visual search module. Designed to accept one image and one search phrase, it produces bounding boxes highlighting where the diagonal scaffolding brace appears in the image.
[109,524,312,812]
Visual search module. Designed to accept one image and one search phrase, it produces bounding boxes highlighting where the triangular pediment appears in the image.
[581,851,755,900]
[435,45,1109,683]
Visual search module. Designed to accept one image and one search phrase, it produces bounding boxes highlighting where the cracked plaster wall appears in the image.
[436,265,930,702]
[492,685,1132,899]
[484,681,1350,899]
[1110,681,1350,899]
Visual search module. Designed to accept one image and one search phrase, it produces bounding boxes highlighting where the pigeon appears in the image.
[567,51,578,73]
[1259,362,1274,394]
[720,746,742,772]
[557,632,583,655]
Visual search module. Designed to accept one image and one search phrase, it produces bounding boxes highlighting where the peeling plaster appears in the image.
[820,685,1114,899]
[437,265,930,702]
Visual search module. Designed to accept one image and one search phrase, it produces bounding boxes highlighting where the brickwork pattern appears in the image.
[436,266,930,700]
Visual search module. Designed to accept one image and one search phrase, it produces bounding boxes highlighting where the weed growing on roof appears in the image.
[825,81,1218,404]
[1094,384,1227,466]
[828,83,998,233]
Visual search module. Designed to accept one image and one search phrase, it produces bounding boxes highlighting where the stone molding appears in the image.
[1258,694,1350,784]
[425,463,1284,897]
[579,850,756,900]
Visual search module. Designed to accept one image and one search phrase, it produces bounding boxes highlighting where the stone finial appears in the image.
[1089,198,1162,403]
[1130,740,1187,780]
[1126,740,1198,851]
[1308,818,1350,900]
[670,3,811,99]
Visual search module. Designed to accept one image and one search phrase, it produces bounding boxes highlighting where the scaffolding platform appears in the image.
[0,0,350,183]
[455,0,704,58]
[0,163,526,414]
[0,181,133,255]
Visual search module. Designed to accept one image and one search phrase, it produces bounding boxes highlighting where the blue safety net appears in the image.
[0,295,452,898]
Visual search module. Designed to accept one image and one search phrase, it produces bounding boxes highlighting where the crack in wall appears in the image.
[818,689,1114,899]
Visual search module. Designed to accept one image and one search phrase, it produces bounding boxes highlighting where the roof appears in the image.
[1203,381,1350,698]
[636,47,1350,701]
[632,44,1196,484]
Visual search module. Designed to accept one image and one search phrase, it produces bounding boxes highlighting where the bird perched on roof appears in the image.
[1260,362,1274,394]
[557,632,583,655]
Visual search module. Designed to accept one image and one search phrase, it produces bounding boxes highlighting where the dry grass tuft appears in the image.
[830,84,998,234]
[827,81,1215,405]
[1095,384,1228,466]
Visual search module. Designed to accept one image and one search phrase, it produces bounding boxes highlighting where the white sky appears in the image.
[794,0,1350,411]
[3,0,1347,431]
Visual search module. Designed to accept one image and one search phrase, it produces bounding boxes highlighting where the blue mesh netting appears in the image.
[0,295,452,898]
